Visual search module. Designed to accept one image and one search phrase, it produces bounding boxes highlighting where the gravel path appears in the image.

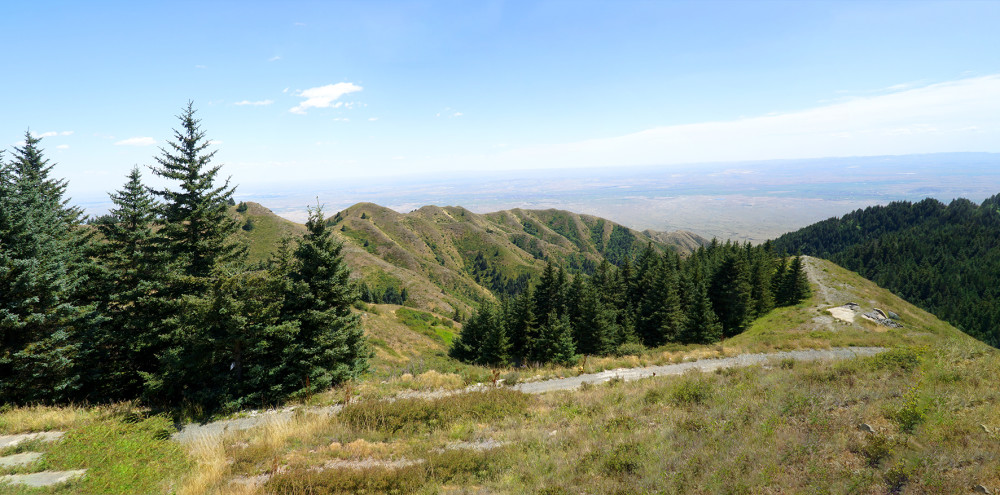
[173,346,885,443]
[513,347,885,394]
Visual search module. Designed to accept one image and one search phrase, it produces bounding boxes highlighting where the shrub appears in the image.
[339,389,530,433]
[855,434,894,467]
[603,442,643,476]
[892,386,928,433]
[870,347,924,373]
[614,342,646,357]
[670,377,713,406]
[265,465,426,494]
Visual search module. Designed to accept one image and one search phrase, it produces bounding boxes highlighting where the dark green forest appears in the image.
[0,104,368,413]
[450,242,810,366]
[772,195,1000,347]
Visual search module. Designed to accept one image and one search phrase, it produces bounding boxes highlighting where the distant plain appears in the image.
[218,152,1000,243]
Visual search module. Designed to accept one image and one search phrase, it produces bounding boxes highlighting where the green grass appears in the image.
[395,307,456,347]
[0,408,190,494]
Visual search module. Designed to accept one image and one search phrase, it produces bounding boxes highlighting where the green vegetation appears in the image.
[0,105,367,414]
[773,194,1000,347]
[0,405,190,494]
[395,307,456,346]
[451,242,810,366]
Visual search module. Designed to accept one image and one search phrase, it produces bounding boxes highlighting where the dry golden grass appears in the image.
[0,404,95,434]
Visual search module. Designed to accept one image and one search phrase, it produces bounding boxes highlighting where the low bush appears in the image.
[670,377,713,406]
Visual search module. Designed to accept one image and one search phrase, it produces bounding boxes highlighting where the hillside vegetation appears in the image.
[773,194,1000,347]
[7,257,995,494]
[238,201,707,317]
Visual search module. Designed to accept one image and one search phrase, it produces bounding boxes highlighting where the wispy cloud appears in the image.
[114,137,156,146]
[268,55,281,62]
[436,107,463,118]
[31,130,73,138]
[290,83,363,114]
[368,117,378,121]
[56,144,70,149]
[234,99,274,106]
[485,75,1000,170]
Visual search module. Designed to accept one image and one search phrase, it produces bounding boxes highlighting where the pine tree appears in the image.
[531,311,576,365]
[785,256,812,305]
[281,205,369,394]
[476,302,510,366]
[709,251,753,337]
[682,266,723,344]
[85,167,167,400]
[0,133,90,403]
[504,288,536,365]
[150,102,245,283]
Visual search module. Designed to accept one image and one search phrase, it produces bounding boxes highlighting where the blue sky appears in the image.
[3,1,1000,205]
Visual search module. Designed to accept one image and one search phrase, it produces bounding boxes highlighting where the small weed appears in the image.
[614,342,647,357]
[884,463,910,493]
[855,434,894,468]
[604,415,638,432]
[891,385,928,434]
[779,358,796,369]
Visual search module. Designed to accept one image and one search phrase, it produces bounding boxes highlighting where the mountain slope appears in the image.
[239,201,708,316]
[772,194,1000,347]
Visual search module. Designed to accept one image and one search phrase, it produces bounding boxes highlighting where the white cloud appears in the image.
[209,140,223,145]
[486,75,1000,170]
[114,137,156,146]
[333,118,350,122]
[234,99,274,106]
[32,130,72,138]
[268,56,281,62]
[453,112,463,117]
[368,117,378,121]
[57,144,70,149]
[282,87,289,93]
[195,65,207,69]
[289,83,363,114]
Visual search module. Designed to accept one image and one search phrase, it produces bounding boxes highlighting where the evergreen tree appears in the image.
[150,102,245,283]
[682,266,723,344]
[709,251,753,337]
[531,311,576,365]
[784,256,811,305]
[635,253,685,347]
[0,134,90,403]
[476,302,510,366]
[85,167,167,400]
[280,205,369,394]
[504,288,536,365]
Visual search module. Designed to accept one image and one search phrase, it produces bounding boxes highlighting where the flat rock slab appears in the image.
[0,469,86,487]
[0,452,43,468]
[0,432,64,449]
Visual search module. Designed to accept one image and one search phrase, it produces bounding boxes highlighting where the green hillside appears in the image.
[239,201,708,318]
[772,194,1000,347]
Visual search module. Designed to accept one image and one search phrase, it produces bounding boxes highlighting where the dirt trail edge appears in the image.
[173,346,885,443]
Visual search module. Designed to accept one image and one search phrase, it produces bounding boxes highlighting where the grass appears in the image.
[0,404,191,494]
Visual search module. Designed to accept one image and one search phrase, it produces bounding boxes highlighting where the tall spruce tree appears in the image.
[0,134,90,403]
[280,205,369,393]
[85,167,166,400]
[151,102,245,283]
[709,251,753,337]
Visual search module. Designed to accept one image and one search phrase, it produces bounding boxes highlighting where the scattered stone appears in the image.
[974,484,991,494]
[861,311,903,329]
[873,308,888,319]
[982,424,992,434]
[844,302,861,310]
[887,311,900,320]
[319,458,423,470]
[441,439,506,452]
[858,423,876,433]
[0,432,65,449]
[0,452,43,468]
[828,306,857,323]
[0,470,86,487]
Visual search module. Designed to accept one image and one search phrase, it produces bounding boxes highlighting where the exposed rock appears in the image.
[861,311,903,328]
[982,424,992,434]
[0,432,64,449]
[0,452,43,468]
[887,311,900,320]
[0,470,86,487]
[974,484,991,494]
[858,423,876,433]
[874,308,888,319]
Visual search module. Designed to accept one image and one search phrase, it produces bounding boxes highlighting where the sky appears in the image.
[3,0,1000,206]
